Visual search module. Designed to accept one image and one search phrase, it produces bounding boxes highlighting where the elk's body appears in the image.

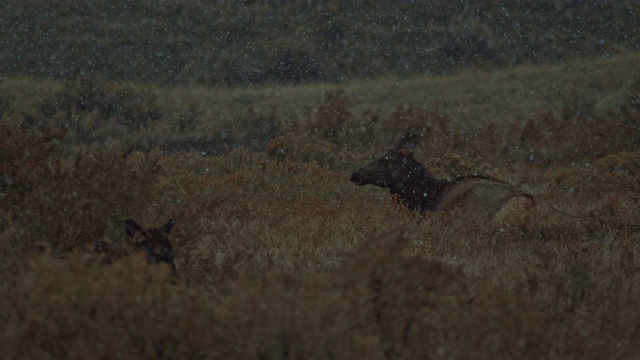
[125,219,178,275]
[350,134,537,228]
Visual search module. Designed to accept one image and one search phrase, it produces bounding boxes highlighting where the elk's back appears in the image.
[437,177,537,228]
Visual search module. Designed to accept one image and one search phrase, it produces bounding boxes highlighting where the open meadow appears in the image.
[1,48,640,359]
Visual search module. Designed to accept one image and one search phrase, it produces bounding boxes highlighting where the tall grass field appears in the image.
[1,1,640,359]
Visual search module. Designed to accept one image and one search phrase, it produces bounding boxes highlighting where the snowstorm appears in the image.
[1,1,640,358]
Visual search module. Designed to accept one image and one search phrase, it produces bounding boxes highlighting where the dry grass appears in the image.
[1,54,640,359]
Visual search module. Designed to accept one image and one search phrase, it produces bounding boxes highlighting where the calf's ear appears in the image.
[125,219,142,238]
[162,219,176,235]
[396,133,421,157]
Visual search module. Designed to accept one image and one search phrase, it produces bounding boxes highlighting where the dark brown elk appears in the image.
[125,218,178,275]
[350,133,537,228]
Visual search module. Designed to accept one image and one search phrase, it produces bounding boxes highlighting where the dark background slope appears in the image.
[2,0,639,86]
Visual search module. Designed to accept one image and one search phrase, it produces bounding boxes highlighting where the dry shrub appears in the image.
[175,101,202,133]
[0,252,219,359]
[344,231,461,358]
[33,150,162,252]
[619,80,640,149]
[0,126,65,209]
[195,230,555,359]
[265,133,363,170]
[301,88,384,153]
[595,151,640,176]
[383,104,451,152]
[525,240,640,358]
[26,75,163,146]
[295,87,639,172]
[0,126,66,256]
[306,88,354,144]
[404,220,640,358]
[265,133,298,162]
[64,75,162,129]
[425,153,495,179]
[214,270,380,359]
[511,105,640,167]
[0,83,16,120]
[0,126,167,257]
[232,106,284,150]
[540,151,640,227]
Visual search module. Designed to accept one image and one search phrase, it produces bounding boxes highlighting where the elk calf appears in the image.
[350,133,537,228]
[125,219,178,275]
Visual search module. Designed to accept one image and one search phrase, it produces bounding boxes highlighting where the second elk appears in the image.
[125,218,179,275]
[350,133,537,229]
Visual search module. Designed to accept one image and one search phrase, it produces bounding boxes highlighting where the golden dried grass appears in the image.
[1,54,640,358]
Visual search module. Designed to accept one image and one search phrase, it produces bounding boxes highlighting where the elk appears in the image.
[125,218,178,275]
[350,133,537,228]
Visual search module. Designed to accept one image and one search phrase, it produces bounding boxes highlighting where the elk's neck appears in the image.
[388,166,450,212]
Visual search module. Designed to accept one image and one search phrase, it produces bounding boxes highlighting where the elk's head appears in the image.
[125,218,178,275]
[350,133,423,189]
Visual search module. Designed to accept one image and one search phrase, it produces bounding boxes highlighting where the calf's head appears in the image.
[350,133,423,189]
[125,218,178,275]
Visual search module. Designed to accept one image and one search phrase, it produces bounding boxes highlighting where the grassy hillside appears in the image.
[2,51,639,165]
[2,1,639,85]
[1,44,640,359]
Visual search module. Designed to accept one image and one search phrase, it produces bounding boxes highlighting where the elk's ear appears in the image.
[125,219,142,238]
[397,133,421,157]
[162,219,176,235]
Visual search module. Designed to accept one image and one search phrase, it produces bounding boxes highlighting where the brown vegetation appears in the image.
[0,54,640,358]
